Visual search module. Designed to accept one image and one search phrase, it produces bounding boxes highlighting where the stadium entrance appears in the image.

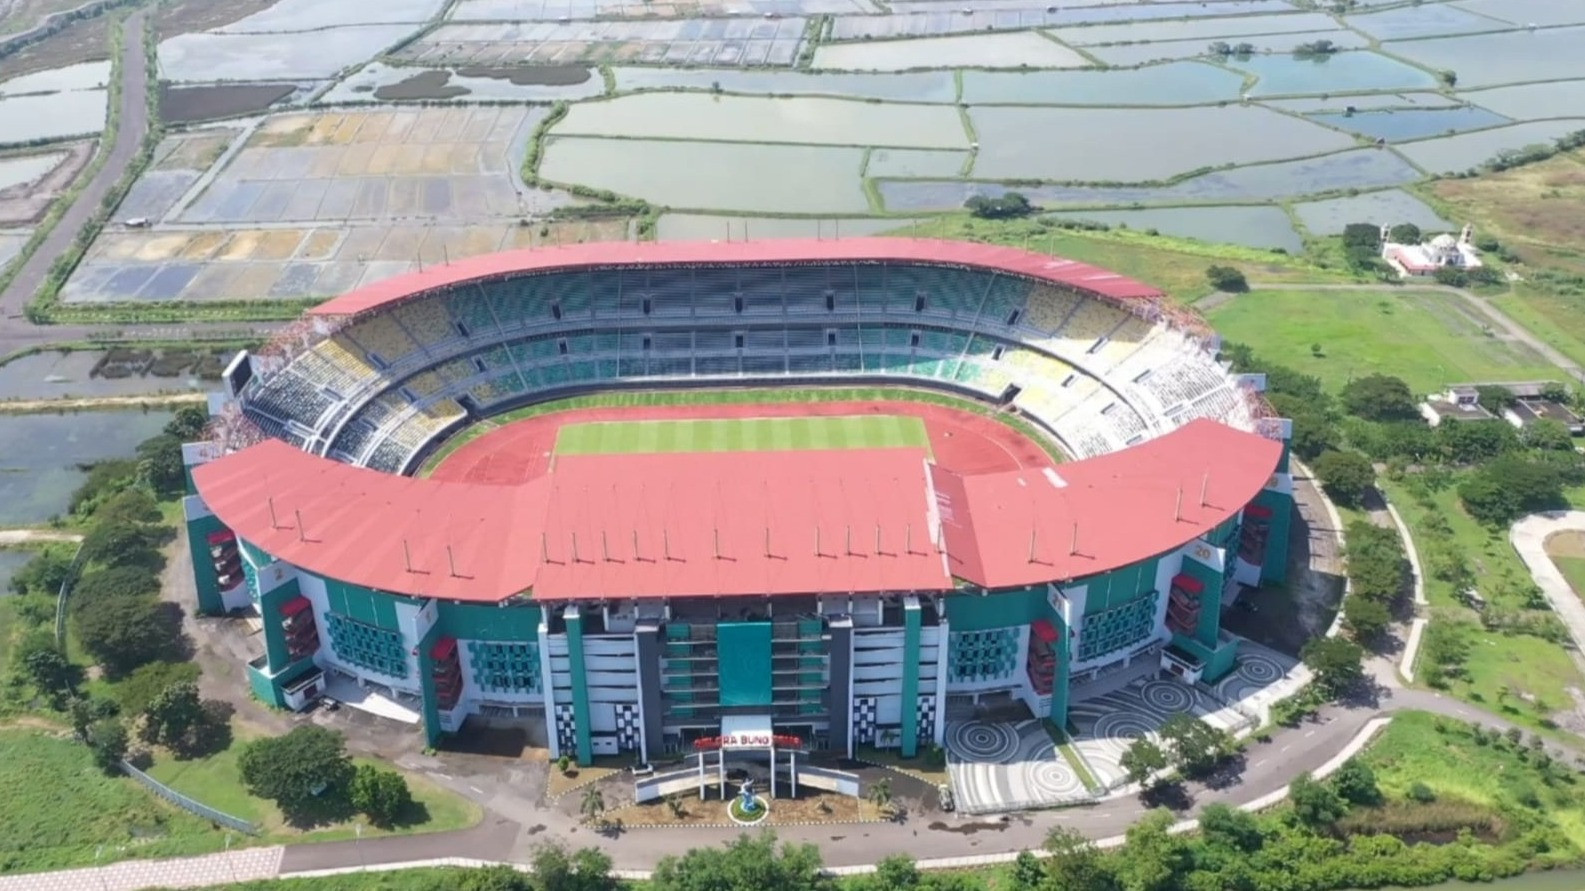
[694,715,803,799]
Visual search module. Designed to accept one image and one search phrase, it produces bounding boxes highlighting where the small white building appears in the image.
[1381,224,1484,278]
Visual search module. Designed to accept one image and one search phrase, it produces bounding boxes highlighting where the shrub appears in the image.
[349,764,413,827]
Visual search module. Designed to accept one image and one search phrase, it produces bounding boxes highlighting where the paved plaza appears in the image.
[945,719,1091,815]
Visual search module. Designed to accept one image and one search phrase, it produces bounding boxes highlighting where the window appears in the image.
[1006,309,1021,326]
[825,290,835,311]
[642,335,652,351]
[472,357,486,373]
[991,345,1004,361]
[456,321,471,337]
[914,293,926,313]
[826,330,837,347]
[558,339,569,355]
[551,302,562,320]
[910,331,921,348]
[641,297,652,316]
[734,295,744,314]
[735,333,745,349]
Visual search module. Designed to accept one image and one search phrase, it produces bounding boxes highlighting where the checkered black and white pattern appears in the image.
[916,695,937,738]
[615,703,641,752]
[554,703,578,755]
[851,696,877,745]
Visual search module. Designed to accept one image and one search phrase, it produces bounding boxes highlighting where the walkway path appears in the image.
[1511,511,1585,657]
[0,392,206,413]
[0,529,82,546]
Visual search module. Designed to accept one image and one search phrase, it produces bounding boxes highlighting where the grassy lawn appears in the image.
[1205,288,1561,394]
[554,415,929,455]
[1492,285,1585,373]
[1359,710,1585,849]
[1380,479,1585,730]
[145,726,480,842]
[422,386,1064,473]
[1551,553,1585,604]
[885,215,1350,302]
[0,729,229,873]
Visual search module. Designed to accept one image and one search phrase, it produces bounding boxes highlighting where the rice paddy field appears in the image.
[26,0,1583,306]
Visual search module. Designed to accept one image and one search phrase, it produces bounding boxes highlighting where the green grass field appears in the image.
[554,415,928,456]
[1552,554,1585,604]
[1206,288,1561,394]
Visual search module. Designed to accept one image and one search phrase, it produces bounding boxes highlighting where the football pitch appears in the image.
[554,415,930,455]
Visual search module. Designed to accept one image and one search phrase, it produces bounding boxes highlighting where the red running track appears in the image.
[427,400,1057,486]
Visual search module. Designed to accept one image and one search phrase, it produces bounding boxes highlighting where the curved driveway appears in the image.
[1512,511,1585,655]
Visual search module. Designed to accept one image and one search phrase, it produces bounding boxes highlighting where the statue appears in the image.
[738,779,759,813]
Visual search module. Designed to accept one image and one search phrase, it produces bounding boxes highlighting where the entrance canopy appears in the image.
[720,714,775,749]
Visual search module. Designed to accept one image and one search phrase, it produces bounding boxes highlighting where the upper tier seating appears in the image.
[253,262,1249,471]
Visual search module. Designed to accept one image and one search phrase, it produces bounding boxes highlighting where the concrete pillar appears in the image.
[635,623,664,764]
[900,596,922,758]
[827,618,853,757]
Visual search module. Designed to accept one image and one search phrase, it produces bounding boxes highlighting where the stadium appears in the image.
[179,237,1294,792]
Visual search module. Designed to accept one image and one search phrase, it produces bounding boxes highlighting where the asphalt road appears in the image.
[0,10,150,326]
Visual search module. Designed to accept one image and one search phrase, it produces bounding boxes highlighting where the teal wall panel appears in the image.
[565,611,593,765]
[717,622,773,708]
[438,601,541,641]
[900,604,921,758]
[943,586,1047,632]
[258,578,302,672]
[185,512,227,616]
[1255,489,1293,585]
[238,538,272,568]
[418,621,444,748]
[1182,556,1223,647]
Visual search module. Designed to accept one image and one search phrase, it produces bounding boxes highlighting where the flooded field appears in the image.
[401,18,809,67]
[1385,27,1585,88]
[1052,11,1338,45]
[0,231,28,274]
[213,0,444,30]
[1088,30,1369,67]
[159,83,297,124]
[655,214,903,241]
[115,129,242,224]
[0,88,106,146]
[552,93,967,147]
[1459,81,1585,122]
[0,59,110,95]
[1292,189,1451,235]
[1346,3,1514,40]
[611,67,957,102]
[448,0,878,18]
[0,350,226,399]
[541,136,869,213]
[322,63,605,104]
[867,148,967,178]
[1231,51,1440,97]
[1044,205,1304,253]
[0,410,175,527]
[1309,106,1512,142]
[0,141,92,225]
[812,32,1087,70]
[968,105,1355,183]
[158,25,417,81]
[1397,119,1585,175]
[876,149,1423,212]
[960,63,1241,106]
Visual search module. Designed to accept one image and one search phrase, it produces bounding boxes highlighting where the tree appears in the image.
[1267,393,1337,460]
[142,681,205,748]
[1158,713,1232,778]
[1438,418,1520,464]
[70,565,161,616]
[1475,385,1517,415]
[69,459,138,516]
[1205,265,1248,293]
[964,192,1033,220]
[1120,738,1169,791]
[238,726,353,812]
[1010,850,1044,889]
[136,433,187,496]
[87,718,129,773]
[1387,223,1421,244]
[350,764,413,827]
[93,489,163,527]
[1525,418,1575,452]
[1542,381,1571,404]
[78,520,166,573]
[1313,449,1376,506]
[76,595,177,676]
[22,648,75,703]
[115,660,201,716]
[1330,757,1381,806]
[528,844,614,891]
[457,865,533,891]
[1198,803,1263,852]
[873,854,921,891]
[867,776,893,815]
[579,785,606,825]
[1341,374,1418,421]
[165,405,210,441]
[650,833,832,891]
[1301,636,1364,696]
[1459,454,1566,525]
[10,548,73,596]
[1113,810,1187,891]
[1043,828,1117,891]
[1289,772,1348,828]
[1342,595,1392,644]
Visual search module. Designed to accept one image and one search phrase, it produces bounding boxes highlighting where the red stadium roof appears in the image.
[930,419,1282,590]
[193,420,1280,603]
[307,237,1163,317]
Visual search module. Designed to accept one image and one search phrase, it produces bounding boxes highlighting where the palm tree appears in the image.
[580,785,606,825]
[867,777,893,816]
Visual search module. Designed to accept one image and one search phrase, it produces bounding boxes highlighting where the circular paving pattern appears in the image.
[1088,712,1157,759]
[1237,653,1285,684]
[1025,754,1087,801]
[1140,680,1195,715]
[946,721,1020,763]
